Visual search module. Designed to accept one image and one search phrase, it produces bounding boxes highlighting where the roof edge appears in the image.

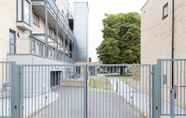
[141,0,150,11]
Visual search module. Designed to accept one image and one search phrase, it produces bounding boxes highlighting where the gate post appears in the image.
[84,64,88,118]
[152,64,161,118]
[11,64,23,118]
[170,86,176,118]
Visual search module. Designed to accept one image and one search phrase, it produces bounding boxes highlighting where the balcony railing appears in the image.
[32,0,75,41]
[31,36,73,62]
[31,33,71,54]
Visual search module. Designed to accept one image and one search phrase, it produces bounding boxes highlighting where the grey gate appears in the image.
[0,63,162,118]
[0,62,22,118]
[159,59,186,117]
[87,64,154,118]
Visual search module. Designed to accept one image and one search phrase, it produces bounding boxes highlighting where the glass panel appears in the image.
[24,0,31,24]
[9,31,16,54]
[17,0,23,21]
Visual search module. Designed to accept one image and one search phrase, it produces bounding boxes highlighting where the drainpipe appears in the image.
[171,0,175,118]
[171,0,175,87]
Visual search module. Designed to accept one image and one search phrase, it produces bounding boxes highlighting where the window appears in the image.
[50,71,62,88]
[38,43,43,56]
[9,30,16,55]
[24,0,31,24]
[69,41,72,52]
[76,66,81,75]
[32,40,36,54]
[163,3,168,19]
[33,13,40,26]
[45,46,48,57]
[17,0,31,25]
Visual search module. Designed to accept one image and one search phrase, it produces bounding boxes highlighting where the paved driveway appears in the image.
[30,87,143,118]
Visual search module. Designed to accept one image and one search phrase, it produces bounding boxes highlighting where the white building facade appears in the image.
[0,0,78,64]
[73,1,89,62]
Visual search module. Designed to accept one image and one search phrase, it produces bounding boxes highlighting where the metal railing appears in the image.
[159,59,186,116]
[31,36,72,63]
[87,64,153,118]
[0,62,15,117]
[32,0,75,41]
[0,63,154,118]
[0,61,186,118]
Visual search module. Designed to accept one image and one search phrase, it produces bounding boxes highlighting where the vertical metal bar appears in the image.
[11,64,23,118]
[170,60,176,118]
[84,64,88,118]
[170,86,176,118]
[149,65,152,118]
[152,64,161,118]
[45,0,48,46]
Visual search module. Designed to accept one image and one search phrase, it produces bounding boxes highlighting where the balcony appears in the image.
[31,33,72,55]
[16,0,32,31]
[31,0,75,41]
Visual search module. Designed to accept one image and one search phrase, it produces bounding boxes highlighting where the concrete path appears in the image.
[30,87,143,118]
[110,78,186,118]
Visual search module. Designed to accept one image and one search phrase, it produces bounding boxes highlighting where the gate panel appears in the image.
[0,62,16,118]
[19,64,86,118]
[87,64,153,118]
[159,59,186,117]
[0,63,157,118]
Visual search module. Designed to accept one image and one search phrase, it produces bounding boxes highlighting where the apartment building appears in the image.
[141,0,186,64]
[0,0,77,64]
[73,1,89,62]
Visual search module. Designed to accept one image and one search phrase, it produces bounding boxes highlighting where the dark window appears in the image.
[50,71,62,88]
[65,39,68,48]
[69,19,74,31]
[69,41,72,52]
[76,66,81,75]
[9,30,16,55]
[163,3,168,19]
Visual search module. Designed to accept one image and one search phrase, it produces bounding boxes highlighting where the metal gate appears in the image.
[159,59,186,117]
[0,62,172,118]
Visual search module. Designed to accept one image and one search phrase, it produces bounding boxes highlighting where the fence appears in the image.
[0,62,14,117]
[159,59,186,116]
[87,64,153,118]
[0,60,186,118]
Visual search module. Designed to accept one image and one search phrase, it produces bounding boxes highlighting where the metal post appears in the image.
[84,64,88,118]
[171,0,176,116]
[11,64,23,118]
[44,0,48,46]
[152,64,161,118]
[170,60,176,118]
[170,86,176,118]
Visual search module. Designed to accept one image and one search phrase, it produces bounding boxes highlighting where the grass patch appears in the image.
[118,76,130,84]
[88,77,112,91]
[88,75,130,91]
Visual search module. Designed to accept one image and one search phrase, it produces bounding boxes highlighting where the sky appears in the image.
[88,0,147,62]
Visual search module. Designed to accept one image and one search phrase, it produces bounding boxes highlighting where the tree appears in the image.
[97,12,141,64]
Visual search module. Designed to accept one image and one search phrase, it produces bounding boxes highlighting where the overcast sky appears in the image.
[87,0,147,62]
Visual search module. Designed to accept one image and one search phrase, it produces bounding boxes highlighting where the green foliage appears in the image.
[97,12,141,64]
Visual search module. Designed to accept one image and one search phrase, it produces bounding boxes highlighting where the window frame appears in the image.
[24,0,31,24]
[32,40,36,54]
[50,71,62,88]
[16,0,31,25]
[162,2,169,20]
[9,30,16,55]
